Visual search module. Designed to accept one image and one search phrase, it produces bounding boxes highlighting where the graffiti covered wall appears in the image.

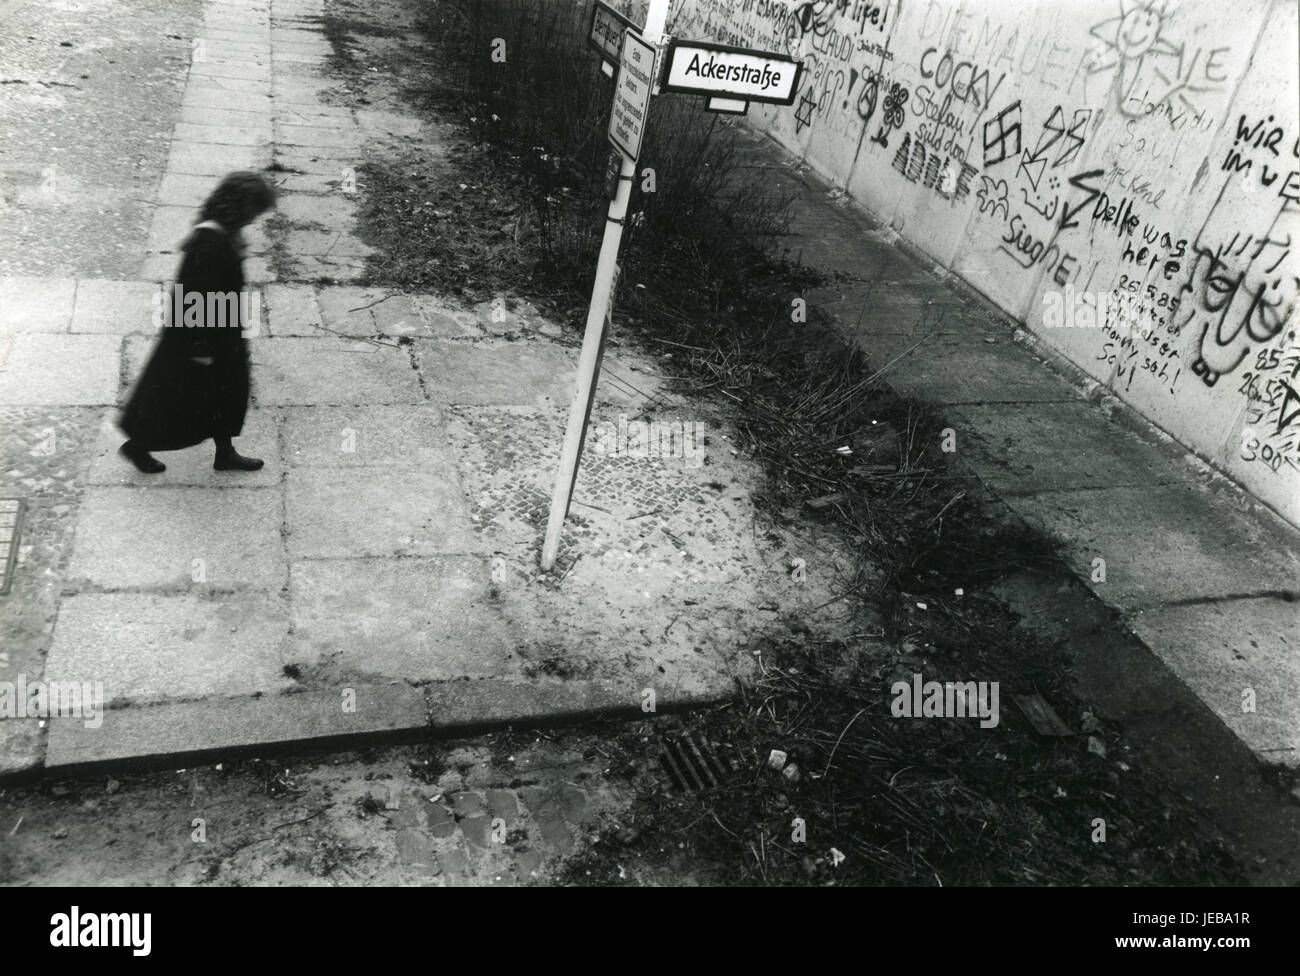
[666,0,1300,525]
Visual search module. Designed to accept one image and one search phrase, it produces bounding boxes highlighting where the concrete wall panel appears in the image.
[668,0,1300,525]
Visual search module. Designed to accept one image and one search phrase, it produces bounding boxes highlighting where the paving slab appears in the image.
[354,110,425,138]
[863,332,1083,404]
[179,105,277,128]
[276,123,364,150]
[277,192,356,227]
[156,172,215,207]
[264,282,323,335]
[0,276,77,333]
[948,401,1188,495]
[281,404,447,466]
[67,486,285,589]
[414,339,577,408]
[173,122,273,146]
[372,295,481,339]
[139,254,180,282]
[85,409,280,487]
[0,719,43,778]
[43,591,293,706]
[1127,596,1300,767]
[268,171,351,195]
[185,75,275,96]
[315,286,383,334]
[69,279,160,335]
[271,150,358,176]
[282,255,368,281]
[285,229,374,258]
[251,336,424,405]
[288,556,522,682]
[41,676,731,774]
[166,140,266,175]
[145,204,202,254]
[285,466,479,558]
[0,334,121,406]
[1012,484,1300,612]
[189,60,273,81]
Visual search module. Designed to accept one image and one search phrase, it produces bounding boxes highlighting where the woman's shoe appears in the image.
[214,449,264,471]
[119,440,166,474]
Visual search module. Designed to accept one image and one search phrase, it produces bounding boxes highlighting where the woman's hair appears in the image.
[197,171,277,229]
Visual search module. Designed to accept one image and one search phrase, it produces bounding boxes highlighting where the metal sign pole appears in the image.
[541,0,669,572]
[564,260,618,520]
[540,156,634,572]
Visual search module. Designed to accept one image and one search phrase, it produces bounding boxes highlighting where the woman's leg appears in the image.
[119,439,166,474]
[213,434,264,471]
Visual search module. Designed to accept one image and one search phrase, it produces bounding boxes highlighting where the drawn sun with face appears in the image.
[1086,0,1180,76]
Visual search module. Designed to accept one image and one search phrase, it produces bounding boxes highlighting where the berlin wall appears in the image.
[662,0,1300,526]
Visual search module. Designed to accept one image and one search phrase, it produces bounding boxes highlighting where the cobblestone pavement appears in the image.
[0,729,675,886]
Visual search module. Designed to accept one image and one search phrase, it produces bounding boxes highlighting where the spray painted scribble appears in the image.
[672,0,1300,519]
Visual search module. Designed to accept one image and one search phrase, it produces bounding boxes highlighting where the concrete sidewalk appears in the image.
[0,0,859,777]
[724,128,1300,770]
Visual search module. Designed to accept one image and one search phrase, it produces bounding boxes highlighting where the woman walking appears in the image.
[119,171,276,473]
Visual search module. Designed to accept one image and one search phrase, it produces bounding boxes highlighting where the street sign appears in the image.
[706,97,748,115]
[661,38,802,105]
[588,0,636,78]
[544,0,669,573]
[608,29,656,162]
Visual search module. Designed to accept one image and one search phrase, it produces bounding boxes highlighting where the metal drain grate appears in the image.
[658,733,735,793]
[0,498,25,596]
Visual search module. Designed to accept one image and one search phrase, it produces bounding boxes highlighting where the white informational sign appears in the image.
[661,39,802,105]
[608,29,656,161]
[588,0,636,76]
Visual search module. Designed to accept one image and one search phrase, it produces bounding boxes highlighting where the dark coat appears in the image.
[120,226,252,451]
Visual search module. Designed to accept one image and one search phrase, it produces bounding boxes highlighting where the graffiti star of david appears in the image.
[794,91,816,132]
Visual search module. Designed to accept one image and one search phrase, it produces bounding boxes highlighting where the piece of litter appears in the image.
[829,847,846,867]
[1087,736,1107,758]
[1116,761,1130,772]
[617,864,627,879]
[954,587,964,596]
[1080,710,1102,733]
[805,493,846,510]
[916,601,928,610]
[767,749,788,771]
[1012,692,1075,736]
[1053,786,1068,798]
[835,446,853,455]
[782,763,802,784]
[984,336,996,343]
[106,778,120,795]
